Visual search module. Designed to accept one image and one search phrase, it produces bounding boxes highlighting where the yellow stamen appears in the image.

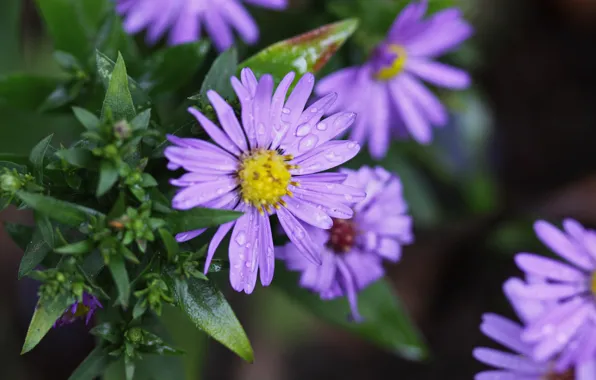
[374,45,408,81]
[237,148,294,211]
[591,271,596,295]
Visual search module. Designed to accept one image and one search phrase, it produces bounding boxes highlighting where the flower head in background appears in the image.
[54,293,102,327]
[116,0,287,51]
[474,278,596,380]
[505,219,596,364]
[277,166,413,321]
[165,68,364,294]
[316,0,473,158]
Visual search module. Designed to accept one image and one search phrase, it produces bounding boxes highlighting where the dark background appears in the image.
[2,0,596,378]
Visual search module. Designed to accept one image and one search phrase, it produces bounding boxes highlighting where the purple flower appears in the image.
[54,293,102,327]
[165,68,364,294]
[116,0,287,51]
[276,166,413,320]
[474,279,596,380]
[506,219,596,363]
[315,0,473,158]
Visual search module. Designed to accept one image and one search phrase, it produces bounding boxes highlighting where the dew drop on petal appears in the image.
[235,231,247,246]
[299,135,319,151]
[282,108,291,114]
[316,122,327,131]
[257,123,266,135]
[310,107,318,113]
[295,124,311,137]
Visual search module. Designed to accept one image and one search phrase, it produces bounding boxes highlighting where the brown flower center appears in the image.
[327,218,356,253]
[544,368,575,380]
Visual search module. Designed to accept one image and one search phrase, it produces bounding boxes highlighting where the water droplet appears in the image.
[217,188,225,195]
[299,135,319,151]
[316,122,327,131]
[257,123,266,135]
[234,264,240,269]
[345,194,353,201]
[310,107,318,113]
[235,231,247,246]
[325,151,343,163]
[245,262,251,268]
[239,254,245,260]
[348,142,357,149]
[295,124,311,137]
[308,163,321,171]
[282,108,291,114]
[295,228,305,239]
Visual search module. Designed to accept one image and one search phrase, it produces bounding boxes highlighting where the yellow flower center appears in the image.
[72,303,90,318]
[374,44,408,81]
[237,149,297,213]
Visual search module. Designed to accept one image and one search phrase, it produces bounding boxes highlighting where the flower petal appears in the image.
[270,72,296,149]
[220,0,259,44]
[207,90,249,151]
[534,220,594,271]
[276,207,322,265]
[472,348,545,373]
[514,253,586,283]
[229,207,260,293]
[295,181,366,204]
[252,74,274,148]
[407,59,471,89]
[479,313,533,357]
[369,83,391,159]
[290,141,360,175]
[204,221,235,273]
[204,7,234,51]
[291,187,354,219]
[172,176,237,210]
[258,213,275,286]
[336,259,363,322]
[296,172,348,184]
[283,196,333,229]
[389,78,432,143]
[399,73,448,126]
[187,107,242,156]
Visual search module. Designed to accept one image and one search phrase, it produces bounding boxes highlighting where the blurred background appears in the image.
[3,0,596,378]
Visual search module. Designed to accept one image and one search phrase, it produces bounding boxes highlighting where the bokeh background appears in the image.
[3,0,596,378]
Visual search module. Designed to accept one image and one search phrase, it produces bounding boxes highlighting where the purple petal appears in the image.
[252,74,274,148]
[168,9,200,45]
[577,359,596,380]
[406,9,473,57]
[295,181,366,204]
[398,73,448,126]
[479,313,533,356]
[229,208,260,293]
[243,0,287,9]
[172,177,237,210]
[315,67,360,98]
[297,172,348,184]
[164,146,238,173]
[176,228,207,243]
[258,213,275,286]
[336,259,363,322]
[369,83,391,159]
[291,187,354,219]
[343,250,384,289]
[512,282,584,300]
[207,91,249,151]
[276,207,322,265]
[407,59,471,89]
[522,298,586,341]
[387,0,428,43]
[515,253,586,283]
[283,197,333,229]
[290,141,360,175]
[475,371,535,380]
[220,0,259,44]
[270,72,296,149]
[204,221,235,274]
[389,78,432,143]
[534,220,594,271]
[472,348,545,373]
[278,73,315,147]
[204,8,234,52]
[187,107,242,156]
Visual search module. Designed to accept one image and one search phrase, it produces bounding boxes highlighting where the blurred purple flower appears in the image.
[474,278,596,380]
[506,219,596,363]
[54,293,102,327]
[316,0,473,158]
[116,0,287,51]
[165,68,364,294]
[277,166,413,321]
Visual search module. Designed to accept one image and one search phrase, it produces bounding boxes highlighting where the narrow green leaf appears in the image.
[132,298,148,320]
[16,191,102,226]
[145,41,210,94]
[197,48,237,104]
[239,19,358,82]
[81,250,105,279]
[90,323,120,343]
[124,356,135,380]
[4,222,34,251]
[130,109,151,131]
[140,173,157,187]
[36,215,55,248]
[55,239,94,255]
[107,192,127,220]
[100,52,136,122]
[158,228,179,261]
[68,347,112,380]
[96,51,150,111]
[21,294,71,354]
[109,255,130,307]
[165,274,253,362]
[274,270,428,360]
[166,208,242,235]
[56,147,96,169]
[97,160,119,197]
[72,107,100,130]
[29,134,53,181]
[18,226,51,279]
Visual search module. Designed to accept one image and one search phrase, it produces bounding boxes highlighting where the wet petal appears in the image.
[252,74,274,148]
[283,196,333,229]
[514,253,586,283]
[187,107,241,156]
[258,213,275,286]
[276,207,322,265]
[207,90,249,151]
[290,141,360,175]
[229,207,260,293]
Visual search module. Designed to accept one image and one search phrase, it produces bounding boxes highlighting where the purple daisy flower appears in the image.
[316,0,473,158]
[474,279,596,380]
[116,0,287,51]
[506,219,596,363]
[54,293,102,327]
[165,68,364,294]
[276,166,413,320]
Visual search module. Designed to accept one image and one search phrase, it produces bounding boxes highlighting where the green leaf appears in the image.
[239,19,358,83]
[101,52,136,122]
[38,82,82,112]
[165,273,254,362]
[21,294,71,354]
[108,191,127,220]
[109,254,130,307]
[196,48,237,104]
[55,239,94,255]
[130,109,151,131]
[97,160,119,197]
[16,191,102,226]
[158,228,179,261]
[95,11,139,62]
[29,134,53,181]
[274,270,428,360]
[140,173,157,187]
[4,222,34,251]
[90,322,120,343]
[72,107,100,130]
[18,226,51,278]
[132,298,148,320]
[36,215,55,248]
[53,50,82,71]
[34,0,90,62]
[68,347,112,380]
[145,41,210,94]
[96,51,150,111]
[166,208,243,235]
[56,147,96,169]
[0,74,61,110]
[81,250,105,279]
